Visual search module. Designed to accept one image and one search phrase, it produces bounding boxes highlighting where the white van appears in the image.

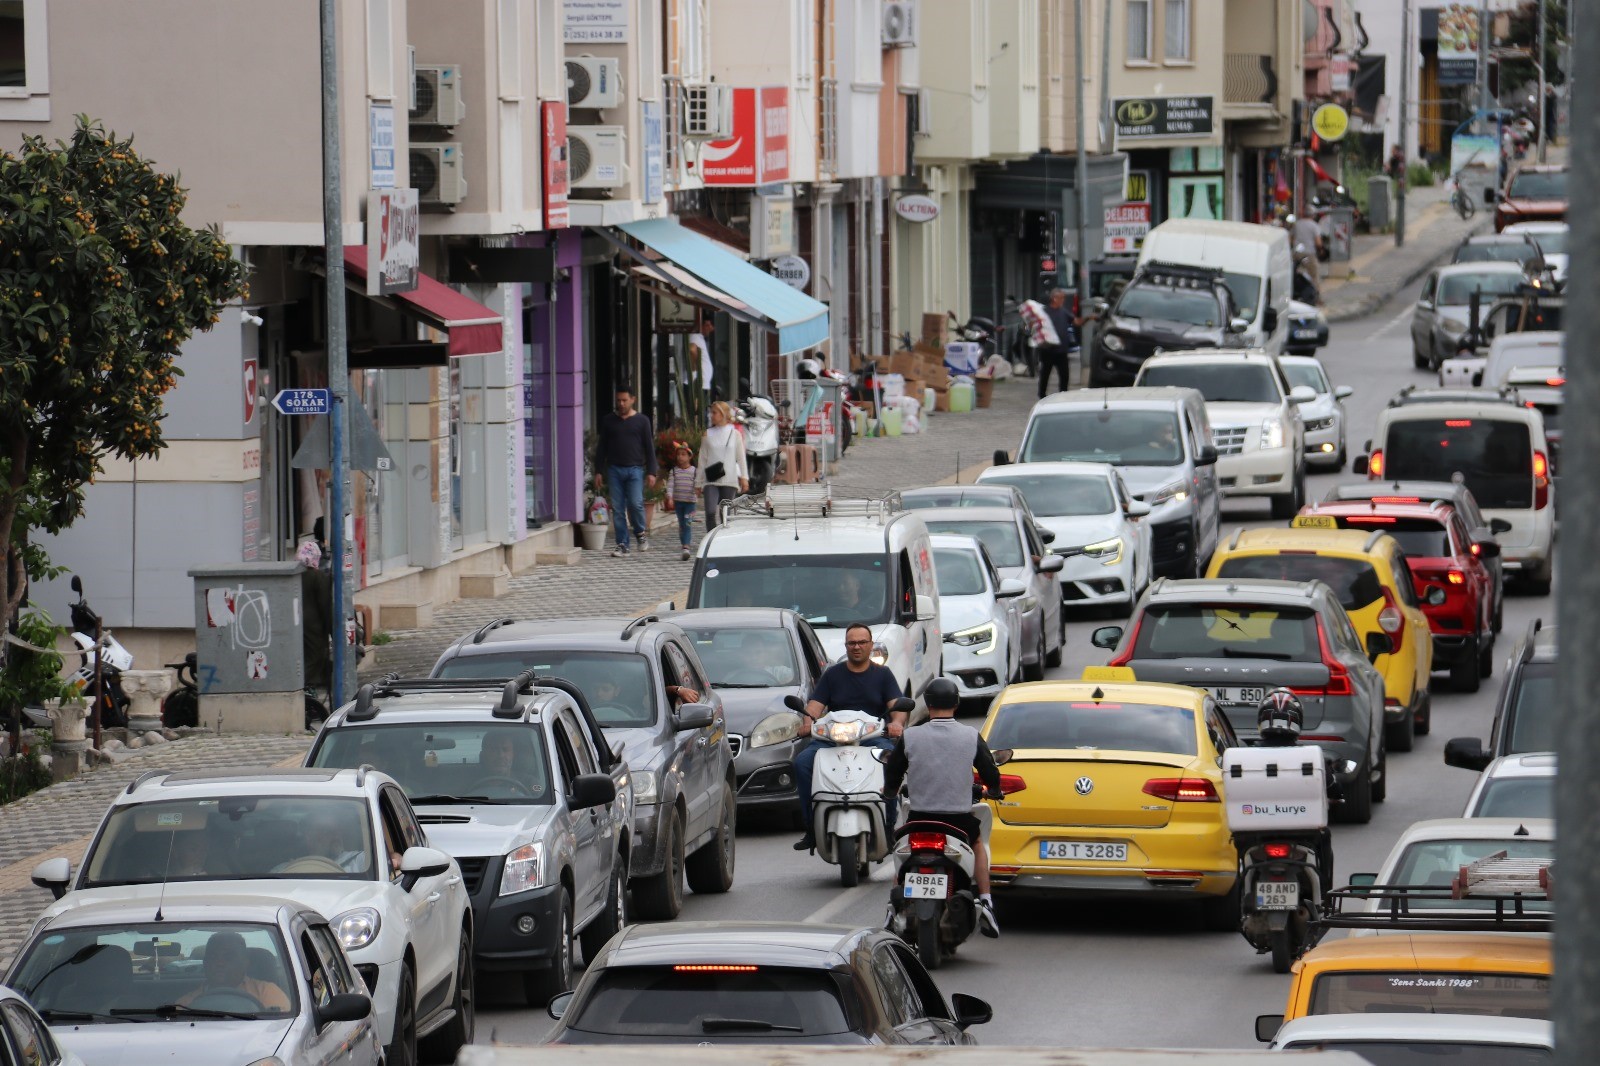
[683,488,943,702]
[1137,220,1294,352]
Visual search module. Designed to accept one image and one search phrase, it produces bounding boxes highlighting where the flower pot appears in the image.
[578,522,610,551]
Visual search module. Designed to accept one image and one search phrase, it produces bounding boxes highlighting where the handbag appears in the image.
[705,461,727,482]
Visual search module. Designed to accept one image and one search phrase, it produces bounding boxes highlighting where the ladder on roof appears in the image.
[1453,851,1554,900]
[717,482,899,525]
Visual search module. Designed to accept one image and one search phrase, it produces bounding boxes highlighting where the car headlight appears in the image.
[1437,314,1468,337]
[1102,332,1125,352]
[631,770,659,804]
[1083,538,1123,565]
[749,711,802,748]
[334,907,382,951]
[499,842,544,896]
[1146,480,1189,507]
[1260,418,1286,450]
[869,641,889,666]
[1305,416,1335,431]
[945,622,997,654]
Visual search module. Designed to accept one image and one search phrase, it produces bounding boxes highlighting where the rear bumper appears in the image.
[988,821,1236,898]
[1216,447,1296,497]
[1430,633,1475,665]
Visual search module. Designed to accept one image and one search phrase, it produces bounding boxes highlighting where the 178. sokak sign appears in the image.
[1113,96,1214,139]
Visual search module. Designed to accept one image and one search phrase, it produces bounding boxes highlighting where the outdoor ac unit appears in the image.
[568,126,628,189]
[411,143,466,206]
[911,87,932,136]
[882,1,918,47]
[566,56,623,109]
[412,64,465,127]
[683,83,734,139]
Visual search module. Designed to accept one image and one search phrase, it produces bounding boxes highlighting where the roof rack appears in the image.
[1361,529,1387,553]
[126,769,167,795]
[621,615,657,642]
[1311,875,1553,943]
[471,616,517,645]
[345,675,548,722]
[719,482,900,526]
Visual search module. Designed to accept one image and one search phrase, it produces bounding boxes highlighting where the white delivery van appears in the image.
[1138,220,1294,352]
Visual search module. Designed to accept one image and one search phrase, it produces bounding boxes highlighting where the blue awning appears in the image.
[613,218,829,354]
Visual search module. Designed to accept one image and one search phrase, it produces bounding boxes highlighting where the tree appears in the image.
[0,117,248,641]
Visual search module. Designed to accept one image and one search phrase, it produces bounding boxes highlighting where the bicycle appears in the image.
[1448,173,1477,220]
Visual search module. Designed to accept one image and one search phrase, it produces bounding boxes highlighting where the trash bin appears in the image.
[1367,175,1392,232]
[804,377,847,464]
[189,562,308,733]
[1326,205,1356,262]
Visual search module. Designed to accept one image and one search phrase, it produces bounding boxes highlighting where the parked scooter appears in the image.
[738,394,782,495]
[67,576,133,730]
[161,653,200,728]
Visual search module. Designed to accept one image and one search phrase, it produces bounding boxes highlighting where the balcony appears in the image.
[1225,54,1277,106]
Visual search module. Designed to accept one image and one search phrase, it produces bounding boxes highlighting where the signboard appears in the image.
[1450,133,1499,177]
[1103,203,1151,254]
[541,101,569,229]
[1113,95,1215,140]
[702,87,790,186]
[751,193,795,258]
[1312,103,1349,142]
[759,87,789,182]
[564,0,628,42]
[1435,3,1480,85]
[273,388,331,416]
[641,100,664,204]
[366,188,419,296]
[894,194,939,222]
[369,103,396,189]
[770,254,811,290]
[242,358,258,425]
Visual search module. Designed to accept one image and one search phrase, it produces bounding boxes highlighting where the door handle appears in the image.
[447,876,462,886]
[425,892,441,905]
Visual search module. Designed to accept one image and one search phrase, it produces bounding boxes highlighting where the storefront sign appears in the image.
[542,101,569,229]
[702,87,789,186]
[1434,4,1480,85]
[642,100,664,204]
[760,87,789,182]
[1103,203,1151,254]
[564,0,628,42]
[751,193,795,258]
[366,188,419,296]
[770,254,811,290]
[894,194,939,222]
[1312,103,1349,142]
[1113,95,1215,139]
[242,358,258,425]
[369,103,396,189]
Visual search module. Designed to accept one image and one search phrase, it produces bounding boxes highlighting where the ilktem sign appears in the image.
[701,87,789,186]
[894,194,939,222]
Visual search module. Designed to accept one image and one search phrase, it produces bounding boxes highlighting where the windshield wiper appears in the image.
[113,1004,260,1021]
[408,794,489,804]
[700,1017,803,1033]
[40,1008,138,1023]
[712,683,772,689]
[1219,646,1294,661]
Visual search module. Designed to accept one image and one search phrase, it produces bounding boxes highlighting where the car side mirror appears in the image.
[1127,499,1152,518]
[317,992,372,1025]
[950,992,993,1030]
[1444,736,1492,771]
[1348,872,1378,888]
[1351,455,1369,475]
[30,857,71,900]
[991,748,1014,766]
[992,449,1011,467]
[783,694,807,713]
[1091,626,1124,650]
[1423,584,1447,606]
[569,772,618,809]
[1475,539,1501,559]
[1334,385,1354,400]
[1038,554,1065,574]
[547,990,576,1020]
[674,702,716,730]
[399,846,453,892]
[1036,527,1057,545]
[1196,443,1219,466]
[997,578,1027,599]
[915,594,938,621]
[1365,632,1392,661]
[1255,1014,1284,1043]
[1229,316,1251,334]
[1289,385,1317,405]
[1490,518,1513,534]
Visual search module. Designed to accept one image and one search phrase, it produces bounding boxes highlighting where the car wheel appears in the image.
[1270,480,1301,520]
[1479,636,1495,678]
[420,932,474,1061]
[1372,738,1388,804]
[1412,337,1429,369]
[632,810,685,920]
[1451,640,1481,693]
[1385,702,1415,753]
[1413,690,1432,736]
[1022,633,1045,681]
[1045,621,1063,668]
[1199,874,1241,932]
[523,888,573,1006]
[1427,342,1443,373]
[385,965,418,1066]
[1525,562,1553,596]
[686,783,737,895]
[580,854,628,963]
[1337,757,1374,824]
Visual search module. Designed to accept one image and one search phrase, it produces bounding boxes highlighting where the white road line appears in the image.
[801,858,897,925]
[1371,303,1415,338]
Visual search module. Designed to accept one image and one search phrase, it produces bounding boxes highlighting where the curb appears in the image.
[1325,214,1491,324]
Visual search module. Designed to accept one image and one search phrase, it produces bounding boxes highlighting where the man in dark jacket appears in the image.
[1038,288,1081,397]
[593,386,658,557]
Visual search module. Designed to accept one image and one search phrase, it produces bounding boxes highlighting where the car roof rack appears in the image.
[125,769,168,795]
[621,615,657,642]
[1312,864,1554,943]
[470,616,517,645]
[720,482,900,526]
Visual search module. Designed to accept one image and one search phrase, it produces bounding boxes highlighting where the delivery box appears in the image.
[1222,746,1328,833]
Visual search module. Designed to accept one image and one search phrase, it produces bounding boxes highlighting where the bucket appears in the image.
[882,408,904,436]
[974,377,994,408]
[949,382,975,413]
[578,522,609,551]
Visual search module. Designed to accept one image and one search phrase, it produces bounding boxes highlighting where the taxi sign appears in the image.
[1292,514,1339,529]
[1312,103,1349,142]
[1081,666,1138,683]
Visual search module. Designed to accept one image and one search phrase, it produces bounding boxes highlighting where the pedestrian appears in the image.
[1385,144,1407,185]
[665,442,699,560]
[1037,288,1081,398]
[594,385,658,557]
[698,400,749,531]
[297,540,332,696]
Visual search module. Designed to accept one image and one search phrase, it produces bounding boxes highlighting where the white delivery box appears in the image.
[1222,746,1327,833]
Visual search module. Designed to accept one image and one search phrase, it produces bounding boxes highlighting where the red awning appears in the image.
[342,246,503,357]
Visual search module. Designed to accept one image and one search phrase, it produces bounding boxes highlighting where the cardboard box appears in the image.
[921,362,950,390]
[902,377,925,404]
[921,313,948,348]
[932,388,951,413]
[974,377,994,408]
[885,351,918,378]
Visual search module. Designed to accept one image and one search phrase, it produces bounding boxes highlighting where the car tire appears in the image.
[1045,628,1063,669]
[1199,876,1241,933]
[1525,562,1553,596]
[1372,739,1388,804]
[1412,338,1429,369]
[1022,633,1045,681]
[580,854,628,963]
[1451,640,1481,693]
[1479,637,1495,678]
[1337,758,1375,824]
[1413,690,1432,736]
[686,783,737,895]
[1269,474,1303,520]
[386,964,418,1066]
[420,932,475,1062]
[1427,343,1443,373]
[1385,702,1415,753]
[523,888,573,1006]
[632,811,685,920]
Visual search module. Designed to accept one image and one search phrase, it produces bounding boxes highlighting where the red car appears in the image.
[1494,164,1567,232]
[1294,499,1496,692]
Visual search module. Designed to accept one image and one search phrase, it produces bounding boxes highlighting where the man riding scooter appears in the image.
[1254,689,1337,889]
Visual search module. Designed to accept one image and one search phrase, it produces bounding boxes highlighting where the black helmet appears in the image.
[1257,688,1304,745]
[924,678,960,711]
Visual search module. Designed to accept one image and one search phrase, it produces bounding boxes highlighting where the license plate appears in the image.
[1039,841,1128,861]
[1291,327,1318,340]
[1256,881,1299,910]
[903,872,948,899]
[1210,686,1265,706]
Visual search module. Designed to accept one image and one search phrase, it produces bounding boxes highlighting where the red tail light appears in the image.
[972,771,1029,794]
[1292,619,1353,698]
[1368,449,1384,478]
[1447,570,1465,585]
[1346,515,1395,523]
[1372,496,1421,503]
[1533,451,1549,509]
[1546,377,1566,387]
[1263,843,1292,859]
[1106,616,1143,668]
[908,831,948,852]
[1142,777,1220,802]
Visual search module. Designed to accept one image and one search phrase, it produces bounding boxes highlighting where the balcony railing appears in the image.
[1224,53,1277,105]
[820,77,838,176]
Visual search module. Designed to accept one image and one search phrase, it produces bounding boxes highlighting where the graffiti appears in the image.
[204,586,272,651]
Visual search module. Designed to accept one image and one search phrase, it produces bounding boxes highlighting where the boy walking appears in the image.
[666,442,699,560]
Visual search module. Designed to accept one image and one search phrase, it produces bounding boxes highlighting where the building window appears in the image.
[0,0,49,120]
[1164,0,1191,61]
[1125,1,1151,62]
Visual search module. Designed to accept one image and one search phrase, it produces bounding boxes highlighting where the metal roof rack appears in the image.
[1311,875,1553,943]
[470,616,517,645]
[718,482,900,526]
[621,615,657,642]
[126,769,168,794]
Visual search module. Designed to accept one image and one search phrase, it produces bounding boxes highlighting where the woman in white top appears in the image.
[698,401,750,530]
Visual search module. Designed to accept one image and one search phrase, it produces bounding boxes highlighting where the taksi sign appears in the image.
[1113,95,1215,139]
[894,194,939,223]
[700,87,789,186]
[366,188,419,296]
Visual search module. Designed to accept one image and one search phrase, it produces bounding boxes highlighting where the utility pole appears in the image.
[1397,0,1411,247]
[1537,0,1548,161]
[319,0,353,709]
[1073,0,1091,321]
[1477,0,1492,125]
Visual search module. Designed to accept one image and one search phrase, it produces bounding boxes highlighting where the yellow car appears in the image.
[980,671,1239,927]
[1207,524,1437,753]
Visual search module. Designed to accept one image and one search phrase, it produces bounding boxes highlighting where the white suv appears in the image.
[30,767,473,1065]
[1134,350,1314,518]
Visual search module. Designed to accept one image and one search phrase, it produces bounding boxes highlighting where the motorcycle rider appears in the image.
[1254,688,1337,889]
[792,622,906,851]
[881,678,1003,938]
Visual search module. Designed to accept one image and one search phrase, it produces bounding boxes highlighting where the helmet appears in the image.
[924,678,960,712]
[1257,688,1304,745]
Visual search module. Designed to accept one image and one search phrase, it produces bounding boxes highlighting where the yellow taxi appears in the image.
[980,668,1240,928]
[1207,523,1436,753]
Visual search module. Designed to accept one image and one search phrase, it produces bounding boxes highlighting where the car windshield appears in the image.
[921,520,1024,568]
[1281,363,1327,394]
[1383,419,1534,510]
[564,966,852,1037]
[83,797,375,887]
[1282,1040,1549,1063]
[1332,518,1451,558]
[1507,662,1556,753]
[1129,603,1322,662]
[987,701,1197,755]
[1222,272,1263,319]
[1020,410,1183,466]
[680,626,800,688]
[1508,171,1566,199]
[692,554,894,629]
[980,473,1115,517]
[1215,555,1385,612]
[1521,229,1568,254]
[902,490,1015,510]
[310,723,554,804]
[1115,283,1224,327]
[1437,272,1525,305]
[1139,362,1280,404]
[434,651,657,727]
[1455,241,1539,265]
[1309,971,1548,1019]
[932,548,988,596]
[1390,838,1553,910]
[13,922,298,1024]
[1471,776,1554,819]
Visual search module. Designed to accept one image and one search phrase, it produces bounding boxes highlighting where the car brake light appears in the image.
[1546,377,1565,387]
[1445,419,1473,427]
[1142,777,1219,802]
[1292,619,1354,699]
[1107,616,1143,668]
[1264,843,1292,859]
[1372,496,1421,503]
[1368,449,1384,478]
[1533,451,1550,510]
[675,965,759,972]
[1447,570,1465,585]
[908,831,948,852]
[1346,515,1395,523]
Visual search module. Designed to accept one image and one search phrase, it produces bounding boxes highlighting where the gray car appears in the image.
[1091,577,1387,823]
[430,617,736,921]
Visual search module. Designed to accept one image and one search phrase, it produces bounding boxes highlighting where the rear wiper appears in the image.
[114,1003,260,1021]
[700,1017,803,1033]
[40,1008,137,1023]
[1219,647,1294,661]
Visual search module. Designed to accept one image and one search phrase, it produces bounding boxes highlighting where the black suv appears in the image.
[430,616,736,920]
[1445,618,1556,771]
[1088,262,1246,386]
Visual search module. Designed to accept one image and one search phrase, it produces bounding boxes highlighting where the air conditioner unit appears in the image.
[411,64,465,127]
[911,87,932,136]
[566,56,623,109]
[568,126,628,189]
[682,83,734,139]
[882,0,918,47]
[411,143,466,206]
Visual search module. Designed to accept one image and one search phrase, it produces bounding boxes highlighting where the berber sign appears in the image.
[770,255,810,290]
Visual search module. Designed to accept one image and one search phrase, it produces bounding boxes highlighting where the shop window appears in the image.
[450,362,491,551]
[1126,0,1152,62]
[0,0,49,120]
[361,370,412,577]
[1164,0,1191,62]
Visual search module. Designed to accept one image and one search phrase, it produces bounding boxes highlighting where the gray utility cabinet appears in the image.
[188,562,307,696]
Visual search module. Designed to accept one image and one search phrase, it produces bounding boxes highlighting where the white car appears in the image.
[1278,356,1352,469]
[0,985,86,1066]
[1352,816,1553,932]
[29,767,474,1066]
[1134,350,1313,518]
[1504,220,1568,284]
[1269,1012,1552,1058]
[1464,753,1556,819]
[929,534,1023,701]
[1412,261,1528,371]
[976,460,1152,610]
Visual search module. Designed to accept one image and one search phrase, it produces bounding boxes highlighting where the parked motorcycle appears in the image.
[161,653,200,728]
[67,576,132,730]
[738,394,782,495]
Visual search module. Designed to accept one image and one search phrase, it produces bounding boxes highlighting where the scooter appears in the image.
[738,394,782,495]
[67,575,132,729]
[1238,834,1326,974]
[890,819,980,970]
[161,653,200,728]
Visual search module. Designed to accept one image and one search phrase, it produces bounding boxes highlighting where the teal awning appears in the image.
[613,218,829,354]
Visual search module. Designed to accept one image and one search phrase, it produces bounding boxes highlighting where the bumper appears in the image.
[988,821,1237,899]
[631,804,667,879]
[1216,448,1296,497]
[1148,517,1196,578]
[1430,632,1475,665]
[1058,553,1135,606]
[468,876,568,973]
[733,738,803,809]
[355,957,403,1047]
[1285,323,1328,351]
[944,639,1010,698]
[1498,538,1552,573]
[1302,422,1342,465]
[1086,342,1146,387]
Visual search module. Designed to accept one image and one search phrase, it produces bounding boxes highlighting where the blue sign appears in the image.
[272,388,331,416]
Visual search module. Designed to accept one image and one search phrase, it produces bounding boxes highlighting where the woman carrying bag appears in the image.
[699,400,750,531]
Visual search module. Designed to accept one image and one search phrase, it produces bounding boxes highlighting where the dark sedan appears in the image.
[546,922,992,1045]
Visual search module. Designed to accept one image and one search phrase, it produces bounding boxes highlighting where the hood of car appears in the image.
[1115,465,1189,497]
[712,686,803,731]
[1036,513,1123,550]
[413,801,554,857]
[58,1018,295,1066]
[940,596,998,635]
[49,879,392,930]
[1297,395,1336,420]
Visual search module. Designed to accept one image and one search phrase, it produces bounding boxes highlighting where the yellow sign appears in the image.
[1312,104,1349,142]
[1292,514,1339,529]
[1082,666,1138,683]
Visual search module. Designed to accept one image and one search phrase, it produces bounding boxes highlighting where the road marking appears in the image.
[801,858,897,925]
[1372,303,1415,338]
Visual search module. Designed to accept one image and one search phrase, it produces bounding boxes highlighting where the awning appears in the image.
[606,219,828,354]
[342,246,503,357]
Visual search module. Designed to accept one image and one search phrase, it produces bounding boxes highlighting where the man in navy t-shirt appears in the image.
[792,623,907,851]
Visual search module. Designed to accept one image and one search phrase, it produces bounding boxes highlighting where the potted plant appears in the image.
[579,430,611,550]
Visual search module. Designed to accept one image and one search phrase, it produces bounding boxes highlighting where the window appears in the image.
[563,966,852,1036]
[310,723,555,805]
[382,786,425,850]
[556,712,598,776]
[681,626,801,688]
[1308,970,1549,1019]
[982,474,1115,518]
[435,650,659,726]
[301,933,335,1010]
[1164,0,1191,61]
[987,701,1198,756]
[1384,419,1534,510]
[920,521,1024,568]
[1216,555,1386,612]
[1126,0,1152,61]
[871,948,924,1027]
[693,553,893,628]
[1129,604,1323,663]
[0,1001,51,1066]
[1020,410,1184,467]
[1139,363,1280,404]
[933,548,987,597]
[367,0,394,99]
[890,945,953,1021]
[0,0,48,120]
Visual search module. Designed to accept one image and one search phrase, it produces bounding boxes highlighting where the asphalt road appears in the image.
[475,280,1557,1050]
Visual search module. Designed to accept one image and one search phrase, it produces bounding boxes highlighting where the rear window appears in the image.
[1139,362,1280,404]
[932,548,987,597]
[1308,971,1549,1020]
[1390,838,1553,910]
[1215,554,1385,612]
[921,520,1023,568]
[1454,241,1539,265]
[1471,777,1554,820]
[1332,518,1451,558]
[1384,418,1534,510]
[1021,410,1184,467]
[1280,1039,1549,1063]
[1507,662,1556,753]
[565,967,852,1037]
[1438,272,1525,305]
[1130,604,1322,662]
[987,701,1197,756]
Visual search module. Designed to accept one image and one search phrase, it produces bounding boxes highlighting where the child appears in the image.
[666,442,698,560]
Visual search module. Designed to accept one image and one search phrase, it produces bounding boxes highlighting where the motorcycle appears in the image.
[67,575,132,730]
[738,394,782,495]
[161,652,200,728]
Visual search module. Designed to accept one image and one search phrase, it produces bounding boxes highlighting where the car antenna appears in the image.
[154,828,179,923]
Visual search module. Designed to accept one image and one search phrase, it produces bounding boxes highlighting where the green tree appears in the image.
[0,117,248,639]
